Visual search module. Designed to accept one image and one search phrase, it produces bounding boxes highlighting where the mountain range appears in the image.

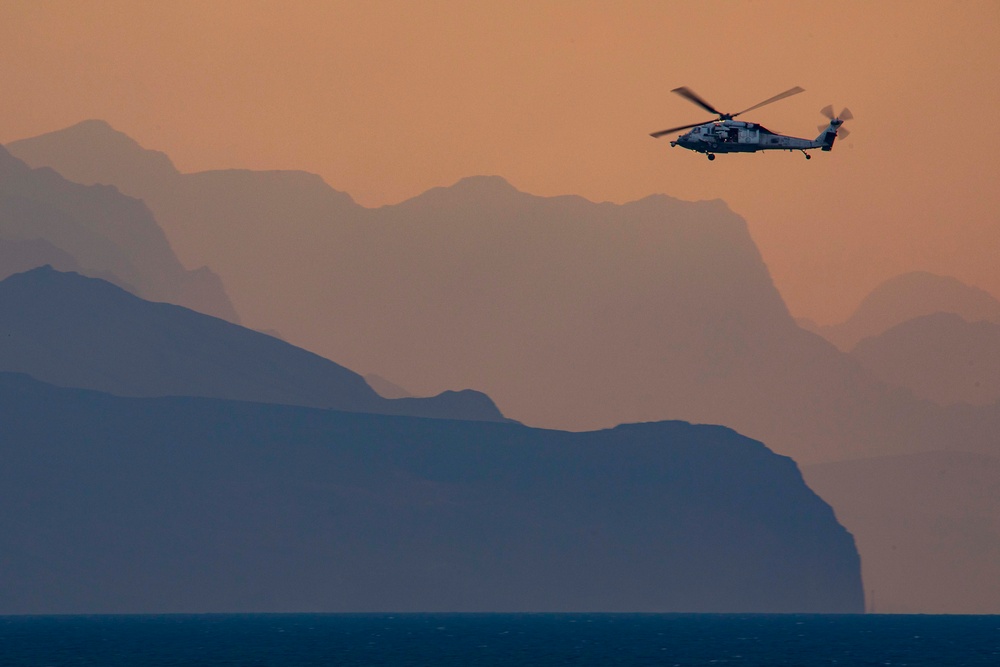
[11,120,994,467]
[0,265,867,612]
[0,142,238,322]
[8,120,1000,614]
[810,271,1000,351]
[0,371,862,614]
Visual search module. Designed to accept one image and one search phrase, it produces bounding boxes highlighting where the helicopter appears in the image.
[650,86,852,160]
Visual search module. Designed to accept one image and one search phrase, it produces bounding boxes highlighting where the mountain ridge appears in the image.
[0,370,863,614]
[0,266,509,423]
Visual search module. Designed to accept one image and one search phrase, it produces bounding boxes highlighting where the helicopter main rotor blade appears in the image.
[650,120,711,138]
[671,87,723,116]
[734,86,805,117]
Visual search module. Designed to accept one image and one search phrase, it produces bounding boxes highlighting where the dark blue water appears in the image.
[1,614,997,666]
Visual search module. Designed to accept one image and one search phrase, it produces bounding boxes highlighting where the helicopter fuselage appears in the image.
[650,86,850,161]
[669,119,829,155]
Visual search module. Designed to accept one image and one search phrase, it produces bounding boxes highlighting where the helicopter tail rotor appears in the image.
[820,106,853,123]
[817,106,854,149]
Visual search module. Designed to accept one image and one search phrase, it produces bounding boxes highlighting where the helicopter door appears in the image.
[742,128,759,144]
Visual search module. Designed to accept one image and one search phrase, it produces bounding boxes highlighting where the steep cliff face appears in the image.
[804,451,1000,614]
[0,142,239,323]
[0,372,863,614]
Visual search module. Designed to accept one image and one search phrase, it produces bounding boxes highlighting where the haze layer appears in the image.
[1,1,997,323]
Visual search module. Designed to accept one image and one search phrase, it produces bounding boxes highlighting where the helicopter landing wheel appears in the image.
[707,154,715,161]
[805,154,811,160]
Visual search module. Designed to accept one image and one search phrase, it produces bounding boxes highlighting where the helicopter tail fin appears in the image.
[816,107,852,151]
[815,120,841,151]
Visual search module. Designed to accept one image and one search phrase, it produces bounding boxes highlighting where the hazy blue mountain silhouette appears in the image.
[0,371,862,614]
[12,122,1000,469]
[12,121,1000,614]
[8,120,358,293]
[804,451,1000,614]
[0,267,507,423]
[817,272,1000,351]
[4,124,862,456]
[0,142,238,322]
[7,119,180,197]
[851,312,1000,406]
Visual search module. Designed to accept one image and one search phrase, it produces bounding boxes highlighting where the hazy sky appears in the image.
[1,0,997,323]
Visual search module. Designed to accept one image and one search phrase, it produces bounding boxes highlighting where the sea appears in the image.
[0,613,997,666]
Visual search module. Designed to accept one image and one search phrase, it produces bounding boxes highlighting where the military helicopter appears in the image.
[650,86,852,160]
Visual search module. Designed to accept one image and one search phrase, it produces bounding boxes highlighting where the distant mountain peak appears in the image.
[450,174,520,192]
[395,175,528,210]
[8,119,180,185]
[65,118,122,134]
[31,119,159,153]
[878,270,988,292]
[857,271,1000,317]
[818,270,1000,351]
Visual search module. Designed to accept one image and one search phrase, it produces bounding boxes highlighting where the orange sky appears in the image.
[1,0,997,323]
